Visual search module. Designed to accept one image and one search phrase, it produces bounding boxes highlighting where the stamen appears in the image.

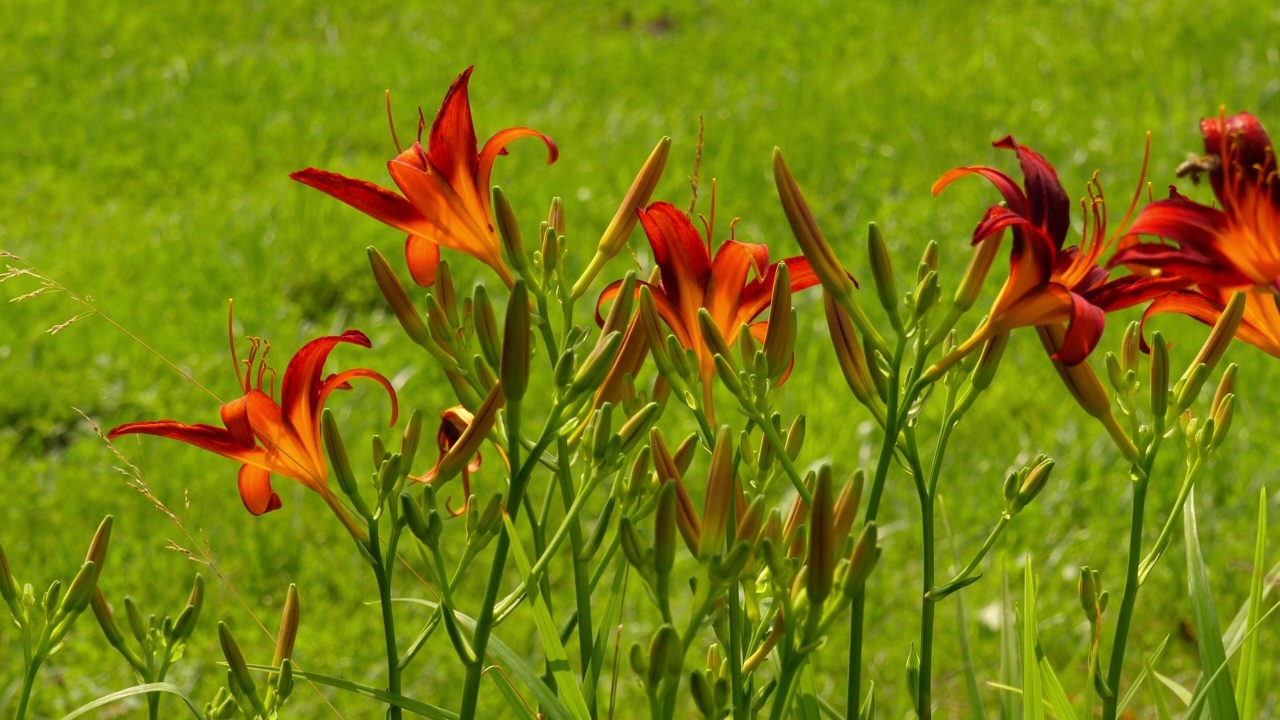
[729,216,741,242]
[386,90,403,154]
[256,341,272,391]
[228,300,244,393]
[417,106,427,142]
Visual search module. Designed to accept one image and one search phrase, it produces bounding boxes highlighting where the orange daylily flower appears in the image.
[291,67,558,288]
[109,330,398,537]
[931,136,1186,370]
[596,201,820,405]
[1143,286,1280,358]
[1113,112,1280,293]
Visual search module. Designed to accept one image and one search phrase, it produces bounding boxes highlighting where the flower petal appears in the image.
[478,127,559,197]
[290,168,435,237]
[706,241,758,332]
[737,256,821,327]
[405,234,442,288]
[638,202,712,332]
[108,419,261,465]
[426,67,481,194]
[994,136,1071,247]
[1053,292,1106,365]
[279,331,372,447]
[237,464,282,516]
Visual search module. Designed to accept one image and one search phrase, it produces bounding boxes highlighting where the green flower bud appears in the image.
[501,281,531,402]
[272,584,300,667]
[617,402,661,455]
[548,196,565,239]
[368,247,431,347]
[806,465,836,605]
[124,595,148,644]
[654,480,678,576]
[1150,332,1170,419]
[473,284,502,370]
[276,657,295,703]
[1210,394,1235,450]
[691,669,715,717]
[60,560,97,617]
[763,263,796,382]
[599,138,670,261]
[91,589,127,650]
[1120,321,1141,376]
[572,331,623,396]
[906,643,921,715]
[699,426,735,561]
[1012,456,1054,513]
[774,149,855,298]
[218,621,258,698]
[1212,364,1237,416]
[784,415,806,462]
[648,624,684,687]
[620,516,649,573]
[842,522,879,595]
[493,186,529,278]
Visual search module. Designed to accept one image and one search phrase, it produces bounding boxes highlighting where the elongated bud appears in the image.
[713,354,743,397]
[124,595,148,643]
[699,426,735,561]
[475,493,504,538]
[620,517,648,572]
[773,149,854,298]
[654,480,678,576]
[501,281,530,401]
[1175,363,1208,412]
[1078,566,1101,621]
[763,263,795,382]
[171,600,199,643]
[650,430,701,553]
[590,404,614,461]
[832,469,864,550]
[434,383,505,484]
[272,584,299,666]
[377,454,403,496]
[600,272,638,337]
[955,233,1002,311]
[277,657,295,702]
[824,291,877,407]
[1105,352,1127,393]
[61,561,98,616]
[617,402,661,455]
[697,309,735,369]
[867,223,901,329]
[0,539,16,608]
[1212,364,1237,416]
[1036,324,1111,420]
[906,643,921,715]
[493,186,529,278]
[806,465,836,605]
[913,270,939,320]
[540,226,559,280]
[473,285,502,370]
[91,589,127,649]
[548,196,565,239]
[424,293,455,347]
[648,624,684,687]
[1211,394,1235,450]
[581,497,616,561]
[691,669,715,716]
[599,137,670,259]
[436,261,459,329]
[921,240,939,274]
[323,409,367,514]
[1121,321,1141,375]
[369,247,431,346]
[638,285,679,380]
[784,415,806,461]
[842,521,879,594]
[573,331,623,396]
[970,331,1009,392]
[1188,290,1245,376]
[1013,456,1054,513]
[1150,332,1169,419]
[218,622,258,697]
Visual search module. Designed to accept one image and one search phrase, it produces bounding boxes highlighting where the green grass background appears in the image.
[3,0,1280,716]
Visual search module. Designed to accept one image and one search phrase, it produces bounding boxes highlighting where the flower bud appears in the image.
[598,137,670,260]
[91,590,129,652]
[377,454,403,496]
[648,624,684,688]
[501,281,530,402]
[824,291,879,410]
[540,226,559,282]
[699,426,735,561]
[401,493,438,548]
[954,232,1001,313]
[773,149,855,298]
[842,522,879,594]
[1036,324,1112,420]
[548,196,565,240]
[1078,566,1101,621]
[1175,363,1208,413]
[1120,321,1141,376]
[654,480,678,576]
[784,415,806,462]
[61,561,98,617]
[436,260,459,330]
[272,584,299,667]
[1104,352,1127,394]
[124,595,148,643]
[921,240,939,275]
[832,469,864,551]
[369,247,431,346]
[600,272,638,337]
[1150,332,1169,419]
[1210,394,1235,450]
[1188,290,1245,376]
[218,621,258,698]
[806,465,836,605]
[1012,456,1054,513]
[763,263,796,383]
[0,540,16,610]
[276,657,295,703]
[736,496,765,545]
[691,669,715,716]
[698,309,735,369]
[572,331,623,396]
[619,516,649,572]
[434,383,504,484]
[912,270,940,321]
[969,331,1009,392]
[1212,364,1237,416]
[493,186,529,278]
[866,223,902,330]
[473,285,502,370]
[617,402,661,455]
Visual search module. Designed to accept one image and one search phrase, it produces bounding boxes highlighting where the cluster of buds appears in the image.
[211,584,300,719]
[92,574,204,695]
[1001,455,1055,516]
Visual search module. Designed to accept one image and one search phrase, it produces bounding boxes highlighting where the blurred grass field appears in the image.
[3,0,1280,716]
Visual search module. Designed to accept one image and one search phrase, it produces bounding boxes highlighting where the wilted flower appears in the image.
[110,330,397,537]
[291,67,558,288]
[415,405,486,515]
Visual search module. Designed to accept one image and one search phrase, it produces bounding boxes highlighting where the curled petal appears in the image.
[238,465,282,516]
[406,234,442,288]
[478,127,559,193]
[280,330,373,433]
[994,136,1070,246]
[1053,292,1106,365]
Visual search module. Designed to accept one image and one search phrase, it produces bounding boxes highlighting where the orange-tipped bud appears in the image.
[842,521,880,595]
[599,137,670,260]
[773,149,855,299]
[763,263,796,383]
[832,469,864,550]
[823,291,881,413]
[651,429,701,554]
[1189,290,1245,377]
[433,383,505,484]
[369,247,431,347]
[1120,321,1141,376]
[272,584,300,667]
[699,426,735,561]
[1036,324,1111,420]
[954,229,1002,312]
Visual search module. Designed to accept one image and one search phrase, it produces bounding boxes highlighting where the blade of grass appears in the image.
[61,683,205,720]
[1022,555,1043,720]
[1116,635,1170,712]
[1182,488,1239,720]
[1000,554,1018,720]
[245,664,459,719]
[504,514,593,720]
[1141,652,1173,720]
[940,495,988,720]
[584,558,628,709]
[1235,486,1266,717]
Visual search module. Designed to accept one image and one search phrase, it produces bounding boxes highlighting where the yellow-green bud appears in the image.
[1175,363,1208,414]
[1212,364,1237,416]
[1012,456,1054,513]
[806,465,836,605]
[218,621,257,698]
[691,669,715,716]
[1150,332,1169,419]
[548,196,565,239]
[1211,394,1235,450]
[123,595,147,643]
[1189,290,1245,376]
[572,331,623,396]
[784,415,806,462]
[473,285,501,370]
[1120,321,1141,375]
[369,247,431,347]
[763,263,796,382]
[867,223,902,329]
[272,584,299,667]
[617,402,661,455]
[493,186,529,278]
[842,522,879,595]
[598,138,670,260]
[654,480,678,575]
[970,331,1009,392]
[773,149,855,298]
[61,561,98,616]
[648,624,684,688]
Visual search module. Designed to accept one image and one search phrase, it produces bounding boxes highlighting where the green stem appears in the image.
[14,654,43,720]
[1137,457,1204,584]
[1101,460,1153,720]
[904,427,934,719]
[756,413,812,505]
[556,437,595,704]
[370,522,402,720]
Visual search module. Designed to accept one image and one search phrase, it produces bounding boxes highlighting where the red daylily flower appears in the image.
[1114,112,1280,293]
[291,67,558,289]
[414,405,484,516]
[932,136,1185,366]
[596,201,820,403]
[1143,286,1280,358]
[109,330,398,537]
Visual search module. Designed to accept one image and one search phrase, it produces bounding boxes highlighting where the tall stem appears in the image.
[1101,466,1151,720]
[370,521,402,720]
[14,655,43,720]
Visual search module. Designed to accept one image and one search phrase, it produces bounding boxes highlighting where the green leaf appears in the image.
[1235,486,1266,717]
[392,597,574,720]
[1182,488,1239,720]
[940,495,988,720]
[1021,555,1043,720]
[1142,655,1173,720]
[583,558,628,709]
[1000,554,1018,720]
[246,663,459,719]
[60,683,204,720]
[504,514,593,720]
[1154,671,1193,707]
[1038,653,1076,720]
[857,681,876,720]
[795,663,821,720]
[1117,635,1171,712]
[488,667,540,720]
